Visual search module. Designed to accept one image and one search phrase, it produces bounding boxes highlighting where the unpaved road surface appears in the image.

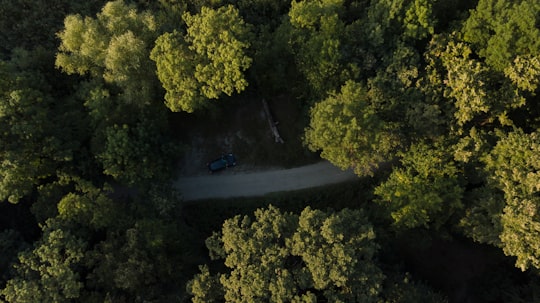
[174,161,357,201]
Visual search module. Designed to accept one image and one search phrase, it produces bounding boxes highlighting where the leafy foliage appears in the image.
[151,5,253,112]
[485,130,540,271]
[462,0,540,71]
[189,206,384,302]
[286,0,352,98]
[98,120,179,186]
[0,0,105,56]
[375,142,463,229]
[56,0,158,104]
[2,223,86,303]
[0,50,85,203]
[304,80,401,176]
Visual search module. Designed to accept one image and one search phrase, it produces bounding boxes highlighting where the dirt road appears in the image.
[174,161,357,201]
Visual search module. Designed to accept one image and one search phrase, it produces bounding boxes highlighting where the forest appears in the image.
[0,0,539,302]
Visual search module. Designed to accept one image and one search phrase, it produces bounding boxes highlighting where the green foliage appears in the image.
[402,0,435,40]
[368,43,436,138]
[286,0,359,98]
[2,223,87,303]
[56,180,115,230]
[485,130,540,271]
[304,80,401,176]
[97,121,179,186]
[439,40,524,127]
[0,51,85,203]
[56,0,158,104]
[2,0,540,301]
[151,31,202,112]
[1,178,186,302]
[0,0,105,56]
[364,0,435,52]
[459,185,505,246]
[375,142,463,229]
[188,205,384,302]
[83,185,186,302]
[504,55,540,93]
[151,5,253,112]
[144,0,187,33]
[462,0,540,71]
[186,265,224,303]
[183,5,252,99]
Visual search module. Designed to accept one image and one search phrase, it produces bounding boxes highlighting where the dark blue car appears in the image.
[207,153,237,173]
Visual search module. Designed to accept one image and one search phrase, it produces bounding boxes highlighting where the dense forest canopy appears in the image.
[0,0,539,302]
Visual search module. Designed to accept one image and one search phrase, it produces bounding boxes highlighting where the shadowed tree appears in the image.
[0,50,85,203]
[1,222,87,303]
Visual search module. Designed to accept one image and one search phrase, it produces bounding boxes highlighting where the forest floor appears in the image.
[172,94,319,177]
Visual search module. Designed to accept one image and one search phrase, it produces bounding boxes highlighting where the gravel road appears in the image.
[174,161,357,201]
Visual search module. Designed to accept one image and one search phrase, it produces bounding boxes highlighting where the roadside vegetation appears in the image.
[0,0,539,302]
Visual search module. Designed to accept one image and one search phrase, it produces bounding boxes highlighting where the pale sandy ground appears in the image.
[174,161,357,201]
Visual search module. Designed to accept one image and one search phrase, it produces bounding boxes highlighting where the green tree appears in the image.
[304,80,401,176]
[84,183,185,302]
[286,0,359,98]
[151,5,253,112]
[368,43,439,138]
[0,0,104,56]
[0,50,85,203]
[55,179,116,230]
[150,31,203,112]
[56,0,158,104]
[97,120,179,186]
[504,54,540,93]
[374,141,463,229]
[182,4,252,100]
[440,40,523,128]
[365,0,435,44]
[485,130,540,271]
[2,178,185,302]
[2,223,87,303]
[459,185,505,246]
[188,205,384,302]
[462,0,540,71]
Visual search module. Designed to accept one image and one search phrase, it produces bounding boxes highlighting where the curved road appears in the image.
[174,161,357,201]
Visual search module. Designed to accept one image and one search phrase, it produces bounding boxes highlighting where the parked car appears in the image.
[207,153,237,173]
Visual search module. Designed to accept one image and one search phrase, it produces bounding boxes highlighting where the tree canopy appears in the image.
[56,0,159,104]
[304,80,401,176]
[375,141,463,229]
[484,130,540,271]
[188,205,384,302]
[151,5,253,112]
